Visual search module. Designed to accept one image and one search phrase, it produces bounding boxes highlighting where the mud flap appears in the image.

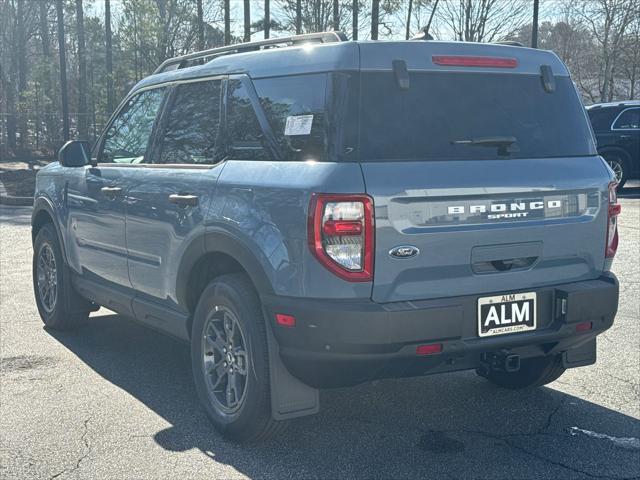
[562,338,597,368]
[265,321,319,421]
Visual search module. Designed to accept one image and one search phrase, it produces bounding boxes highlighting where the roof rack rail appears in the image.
[493,41,524,47]
[153,31,348,74]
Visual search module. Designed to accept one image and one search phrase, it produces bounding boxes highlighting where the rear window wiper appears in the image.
[451,136,519,156]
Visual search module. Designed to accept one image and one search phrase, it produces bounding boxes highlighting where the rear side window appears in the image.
[359,72,595,161]
[587,108,615,131]
[612,108,640,129]
[158,80,223,164]
[254,74,328,161]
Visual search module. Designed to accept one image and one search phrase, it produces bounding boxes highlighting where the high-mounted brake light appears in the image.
[606,181,621,259]
[308,194,374,282]
[432,55,518,68]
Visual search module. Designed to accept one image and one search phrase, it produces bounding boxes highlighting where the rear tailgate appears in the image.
[357,41,610,303]
[362,157,609,303]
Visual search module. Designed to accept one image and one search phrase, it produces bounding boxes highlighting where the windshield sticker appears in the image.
[284,115,313,136]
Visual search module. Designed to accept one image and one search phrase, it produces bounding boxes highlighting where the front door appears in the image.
[67,87,167,287]
[125,78,225,319]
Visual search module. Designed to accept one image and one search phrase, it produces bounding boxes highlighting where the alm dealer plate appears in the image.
[477,292,537,337]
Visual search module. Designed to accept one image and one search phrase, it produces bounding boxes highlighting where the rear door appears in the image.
[357,59,611,304]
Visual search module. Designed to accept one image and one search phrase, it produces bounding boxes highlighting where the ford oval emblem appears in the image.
[389,245,420,259]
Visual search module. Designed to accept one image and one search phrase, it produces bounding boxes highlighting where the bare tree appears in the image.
[75,0,88,139]
[224,0,231,44]
[575,0,640,102]
[406,0,413,39]
[371,0,380,39]
[55,0,69,141]
[333,0,339,30]
[352,0,358,39]
[196,0,204,50]
[105,0,114,114]
[265,0,271,38]
[438,0,530,42]
[296,0,301,33]
[244,0,251,41]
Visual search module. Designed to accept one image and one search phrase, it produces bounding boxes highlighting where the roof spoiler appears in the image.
[153,31,348,75]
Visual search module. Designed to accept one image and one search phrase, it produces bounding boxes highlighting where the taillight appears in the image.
[606,181,621,258]
[308,194,374,282]
[432,55,518,68]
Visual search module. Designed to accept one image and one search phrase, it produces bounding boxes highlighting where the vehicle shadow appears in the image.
[618,185,640,199]
[48,313,640,479]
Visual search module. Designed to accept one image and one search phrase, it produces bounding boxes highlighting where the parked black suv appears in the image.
[586,101,640,188]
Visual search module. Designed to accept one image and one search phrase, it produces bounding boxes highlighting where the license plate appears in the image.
[477,292,537,337]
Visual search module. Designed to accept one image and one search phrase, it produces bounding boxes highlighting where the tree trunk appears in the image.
[224,0,231,44]
[244,0,251,42]
[16,0,28,148]
[196,0,204,50]
[56,0,70,141]
[105,0,114,114]
[405,0,413,40]
[39,1,57,148]
[333,0,339,30]
[76,0,88,139]
[264,0,270,38]
[371,0,379,40]
[424,0,439,37]
[295,0,302,34]
[352,0,358,39]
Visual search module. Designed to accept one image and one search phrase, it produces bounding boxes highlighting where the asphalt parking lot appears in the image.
[1,187,639,480]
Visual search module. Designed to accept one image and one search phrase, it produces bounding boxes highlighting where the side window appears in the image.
[612,108,640,130]
[254,74,327,161]
[101,88,165,163]
[226,79,268,160]
[588,109,614,131]
[158,80,223,164]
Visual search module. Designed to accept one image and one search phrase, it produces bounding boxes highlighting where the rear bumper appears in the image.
[262,273,619,388]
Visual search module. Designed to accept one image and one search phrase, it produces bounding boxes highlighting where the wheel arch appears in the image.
[176,230,276,334]
[32,196,68,265]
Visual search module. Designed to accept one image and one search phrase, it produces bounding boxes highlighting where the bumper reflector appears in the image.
[276,314,296,327]
[416,343,443,355]
[576,321,592,332]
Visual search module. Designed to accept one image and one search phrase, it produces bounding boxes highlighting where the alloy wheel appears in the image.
[37,244,58,313]
[607,158,624,184]
[201,305,249,414]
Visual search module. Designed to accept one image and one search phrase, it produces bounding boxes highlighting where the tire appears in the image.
[603,153,629,189]
[479,355,565,390]
[190,273,286,442]
[32,224,90,330]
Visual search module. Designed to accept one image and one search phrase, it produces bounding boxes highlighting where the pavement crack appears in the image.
[49,417,92,480]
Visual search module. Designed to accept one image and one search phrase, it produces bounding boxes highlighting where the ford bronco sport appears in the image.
[32,32,620,442]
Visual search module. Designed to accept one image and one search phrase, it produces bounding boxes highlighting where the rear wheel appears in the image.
[32,224,90,330]
[191,273,285,442]
[603,153,628,189]
[479,355,565,390]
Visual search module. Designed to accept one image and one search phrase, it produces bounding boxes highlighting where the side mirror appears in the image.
[58,140,91,167]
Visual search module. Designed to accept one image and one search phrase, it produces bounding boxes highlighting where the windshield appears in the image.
[358,71,595,161]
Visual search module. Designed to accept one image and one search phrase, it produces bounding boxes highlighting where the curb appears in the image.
[0,178,33,206]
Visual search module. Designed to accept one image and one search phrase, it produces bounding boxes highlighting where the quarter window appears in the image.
[158,80,223,164]
[226,79,268,160]
[101,88,165,163]
[612,108,640,130]
[254,74,327,161]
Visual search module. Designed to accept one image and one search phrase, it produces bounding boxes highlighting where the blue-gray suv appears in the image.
[32,33,620,441]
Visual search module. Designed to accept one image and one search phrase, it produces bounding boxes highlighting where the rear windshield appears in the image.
[359,72,594,161]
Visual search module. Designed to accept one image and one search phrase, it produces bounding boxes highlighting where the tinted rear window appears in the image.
[359,72,594,161]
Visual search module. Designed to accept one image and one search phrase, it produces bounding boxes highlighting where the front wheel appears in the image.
[478,355,565,390]
[191,273,285,442]
[32,224,90,330]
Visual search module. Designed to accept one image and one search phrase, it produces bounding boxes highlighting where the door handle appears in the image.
[169,193,199,207]
[101,186,122,199]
